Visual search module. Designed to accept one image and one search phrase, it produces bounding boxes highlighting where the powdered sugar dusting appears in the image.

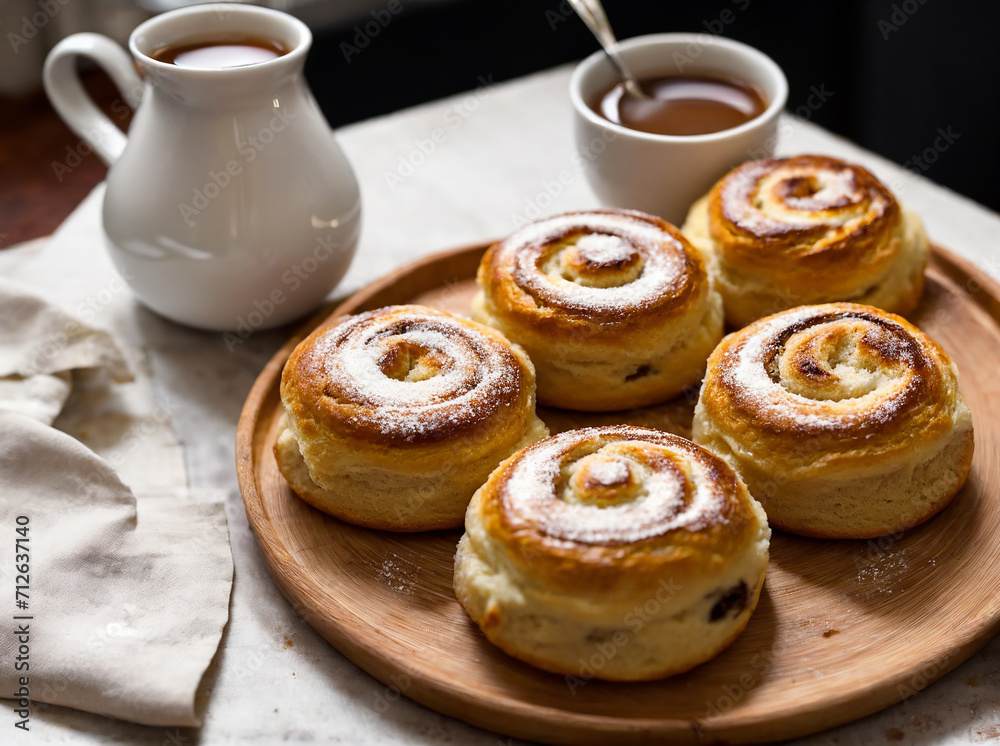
[581,455,631,487]
[315,306,523,441]
[379,554,416,595]
[573,233,635,265]
[497,212,690,315]
[719,158,888,237]
[722,306,925,431]
[501,428,726,544]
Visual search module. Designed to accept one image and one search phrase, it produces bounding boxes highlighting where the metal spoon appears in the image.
[567,0,649,99]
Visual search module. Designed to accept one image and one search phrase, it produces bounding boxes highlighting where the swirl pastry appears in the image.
[454,426,770,680]
[275,305,548,531]
[693,303,974,539]
[681,155,929,328]
[473,209,723,411]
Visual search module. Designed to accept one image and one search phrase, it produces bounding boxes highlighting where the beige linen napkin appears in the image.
[0,277,132,425]
[0,276,233,727]
[0,412,232,726]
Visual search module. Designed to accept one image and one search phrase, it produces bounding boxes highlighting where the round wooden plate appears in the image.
[236,243,1000,745]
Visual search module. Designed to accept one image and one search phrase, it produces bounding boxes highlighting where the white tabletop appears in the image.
[19,65,1000,745]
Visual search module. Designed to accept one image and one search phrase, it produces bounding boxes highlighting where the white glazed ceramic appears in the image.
[570,33,788,224]
[43,4,361,331]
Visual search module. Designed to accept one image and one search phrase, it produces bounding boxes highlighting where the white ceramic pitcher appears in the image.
[44,3,362,332]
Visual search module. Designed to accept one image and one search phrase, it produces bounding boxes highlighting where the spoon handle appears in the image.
[567,0,647,98]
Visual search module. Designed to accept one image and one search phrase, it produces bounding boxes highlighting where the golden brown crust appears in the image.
[282,305,533,449]
[700,303,955,462]
[710,155,900,275]
[682,155,929,328]
[476,426,766,594]
[474,209,723,410]
[693,302,974,538]
[276,305,548,530]
[454,426,770,680]
[478,209,706,334]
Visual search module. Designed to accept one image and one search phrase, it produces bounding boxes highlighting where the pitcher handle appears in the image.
[43,33,144,167]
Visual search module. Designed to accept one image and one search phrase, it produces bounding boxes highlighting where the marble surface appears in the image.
[11,65,1000,745]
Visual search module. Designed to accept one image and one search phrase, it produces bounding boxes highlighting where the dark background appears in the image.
[305,0,1000,212]
[3,0,996,246]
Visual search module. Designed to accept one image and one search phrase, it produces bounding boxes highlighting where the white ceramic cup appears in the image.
[570,33,788,224]
[44,4,362,332]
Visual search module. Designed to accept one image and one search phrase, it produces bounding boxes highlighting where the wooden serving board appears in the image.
[236,243,1000,745]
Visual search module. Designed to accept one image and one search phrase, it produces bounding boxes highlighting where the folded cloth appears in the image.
[0,278,132,425]
[0,372,71,425]
[0,412,233,726]
[0,271,233,727]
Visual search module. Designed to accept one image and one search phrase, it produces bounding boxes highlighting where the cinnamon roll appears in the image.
[454,426,770,680]
[693,303,974,539]
[681,155,929,328]
[275,305,548,531]
[473,209,723,411]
